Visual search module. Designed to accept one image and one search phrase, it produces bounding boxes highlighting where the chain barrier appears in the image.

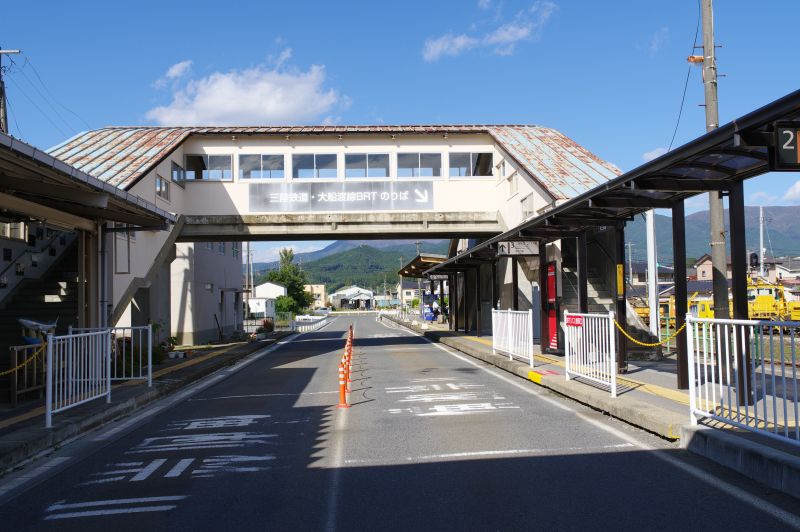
[613,320,686,347]
[0,344,46,376]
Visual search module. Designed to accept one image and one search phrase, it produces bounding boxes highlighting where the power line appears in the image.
[23,55,92,130]
[10,57,77,135]
[5,95,24,139]
[4,75,70,137]
[667,0,702,152]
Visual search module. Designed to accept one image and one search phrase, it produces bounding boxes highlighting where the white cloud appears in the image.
[146,52,343,125]
[783,180,800,201]
[423,1,557,61]
[422,34,479,62]
[649,27,669,56]
[154,60,193,89]
[642,147,667,162]
[751,191,778,204]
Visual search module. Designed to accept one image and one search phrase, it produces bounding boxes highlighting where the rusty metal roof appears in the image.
[48,125,619,198]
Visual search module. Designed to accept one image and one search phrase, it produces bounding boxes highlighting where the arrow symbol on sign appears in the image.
[414,189,429,203]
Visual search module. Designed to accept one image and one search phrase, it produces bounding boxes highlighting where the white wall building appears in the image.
[254,281,287,299]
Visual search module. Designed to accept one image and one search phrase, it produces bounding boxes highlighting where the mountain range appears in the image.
[249,206,800,292]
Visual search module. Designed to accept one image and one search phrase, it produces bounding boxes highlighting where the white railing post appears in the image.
[147,324,153,387]
[45,334,53,428]
[507,309,513,361]
[608,311,617,398]
[106,330,112,403]
[687,316,697,425]
[491,310,497,355]
[564,310,571,380]
[528,309,534,368]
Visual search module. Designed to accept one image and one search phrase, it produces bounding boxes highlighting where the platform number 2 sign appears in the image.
[772,123,800,170]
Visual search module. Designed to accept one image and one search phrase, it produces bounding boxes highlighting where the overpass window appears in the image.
[345,153,390,178]
[449,152,493,177]
[398,153,441,178]
[185,154,232,181]
[239,154,285,179]
[292,154,337,178]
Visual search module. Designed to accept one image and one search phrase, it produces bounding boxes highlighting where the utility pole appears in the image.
[700,0,728,318]
[0,48,21,134]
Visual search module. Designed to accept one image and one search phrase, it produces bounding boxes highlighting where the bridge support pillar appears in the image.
[672,200,689,390]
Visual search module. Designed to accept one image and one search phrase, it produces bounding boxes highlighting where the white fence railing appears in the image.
[491,309,534,367]
[45,330,111,428]
[70,325,152,386]
[564,311,617,397]
[687,316,799,447]
[295,317,329,333]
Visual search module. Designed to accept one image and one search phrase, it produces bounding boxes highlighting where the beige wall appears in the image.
[304,284,327,308]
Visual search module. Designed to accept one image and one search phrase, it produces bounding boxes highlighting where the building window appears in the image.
[218,242,226,255]
[205,242,214,251]
[239,154,285,179]
[292,154,337,178]
[449,152,493,177]
[397,153,441,178]
[521,194,535,219]
[345,153,390,178]
[232,242,239,258]
[701,269,707,278]
[171,161,185,185]
[155,175,170,201]
[508,173,518,197]
[185,154,233,181]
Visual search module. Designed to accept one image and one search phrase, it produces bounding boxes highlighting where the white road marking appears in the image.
[180,415,269,430]
[79,476,126,486]
[130,459,167,481]
[129,432,275,454]
[45,505,177,520]
[193,391,337,401]
[191,455,275,476]
[324,407,348,532]
[48,496,187,511]
[378,318,800,530]
[397,393,482,403]
[345,444,636,464]
[164,458,195,478]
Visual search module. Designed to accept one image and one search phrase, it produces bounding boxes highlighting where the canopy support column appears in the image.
[615,225,627,373]
[577,232,589,313]
[729,181,753,405]
[672,200,689,389]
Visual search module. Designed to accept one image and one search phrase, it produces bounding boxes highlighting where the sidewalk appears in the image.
[0,333,290,475]
[383,315,800,499]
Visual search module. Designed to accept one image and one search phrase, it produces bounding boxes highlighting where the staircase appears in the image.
[0,242,79,402]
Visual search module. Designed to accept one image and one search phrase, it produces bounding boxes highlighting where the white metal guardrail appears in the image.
[70,325,152,387]
[491,309,534,367]
[564,311,617,397]
[295,317,328,333]
[687,316,799,447]
[45,330,111,428]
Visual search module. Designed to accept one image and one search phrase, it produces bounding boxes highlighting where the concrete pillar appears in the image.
[512,257,519,311]
[475,265,482,337]
[77,231,86,328]
[463,269,471,332]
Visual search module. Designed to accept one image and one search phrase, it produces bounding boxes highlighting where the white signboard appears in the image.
[249,181,433,212]
[247,298,267,316]
[497,241,539,256]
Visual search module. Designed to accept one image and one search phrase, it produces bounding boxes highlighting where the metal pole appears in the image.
[511,257,519,311]
[538,243,548,353]
[475,266,482,337]
[577,233,588,313]
[700,0,728,320]
[0,49,21,134]
[759,205,765,277]
[646,210,660,339]
[491,261,498,310]
[673,201,689,389]
[615,225,627,373]
[45,333,53,428]
[463,269,471,332]
[147,323,153,387]
[106,331,112,403]
[729,181,752,405]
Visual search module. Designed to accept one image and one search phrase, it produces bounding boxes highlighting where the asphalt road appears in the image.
[0,315,798,531]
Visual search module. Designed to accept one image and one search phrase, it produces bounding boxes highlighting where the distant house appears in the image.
[628,261,673,287]
[254,281,286,299]
[329,286,374,309]
[304,284,328,309]
[396,279,420,307]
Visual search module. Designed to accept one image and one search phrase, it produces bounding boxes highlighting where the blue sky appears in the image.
[3,1,800,261]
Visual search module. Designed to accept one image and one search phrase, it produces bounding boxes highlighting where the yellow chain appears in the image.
[613,320,686,347]
[0,344,46,376]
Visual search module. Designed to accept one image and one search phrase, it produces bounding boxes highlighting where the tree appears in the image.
[264,248,315,312]
[275,295,300,315]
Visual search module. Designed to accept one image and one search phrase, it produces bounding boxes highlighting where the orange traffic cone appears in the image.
[337,364,350,408]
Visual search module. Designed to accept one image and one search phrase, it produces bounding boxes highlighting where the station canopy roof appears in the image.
[0,132,174,233]
[426,88,800,275]
[399,253,447,278]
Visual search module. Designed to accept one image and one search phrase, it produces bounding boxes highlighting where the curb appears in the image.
[384,316,685,440]
[0,335,290,476]
[681,425,800,500]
